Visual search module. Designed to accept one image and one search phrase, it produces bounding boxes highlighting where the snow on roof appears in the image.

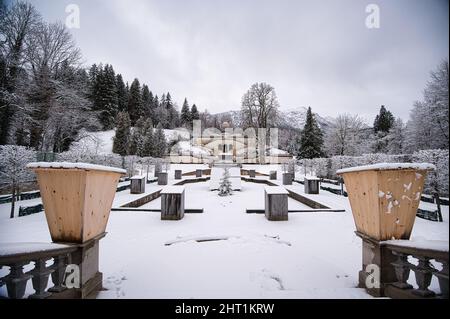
[27,162,127,174]
[268,148,289,156]
[0,242,72,256]
[336,163,436,175]
[264,186,289,195]
[304,175,320,181]
[382,239,449,253]
[130,175,146,180]
[161,186,185,194]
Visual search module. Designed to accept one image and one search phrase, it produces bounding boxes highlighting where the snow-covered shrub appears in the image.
[330,156,357,178]
[218,168,232,196]
[412,149,449,196]
[123,155,139,177]
[281,159,296,174]
[358,153,389,166]
[311,158,329,178]
[0,145,37,218]
[58,149,95,163]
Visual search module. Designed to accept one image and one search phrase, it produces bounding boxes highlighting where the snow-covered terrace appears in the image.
[0,164,448,298]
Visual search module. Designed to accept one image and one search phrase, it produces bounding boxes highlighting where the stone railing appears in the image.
[383,240,448,299]
[0,233,105,299]
[0,243,77,299]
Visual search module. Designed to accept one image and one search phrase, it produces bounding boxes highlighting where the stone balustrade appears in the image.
[0,233,105,299]
[383,241,448,299]
[0,243,78,299]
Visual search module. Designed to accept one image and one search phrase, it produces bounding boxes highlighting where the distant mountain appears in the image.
[213,107,333,131]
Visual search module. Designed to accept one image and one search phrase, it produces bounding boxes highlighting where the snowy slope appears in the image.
[70,129,191,155]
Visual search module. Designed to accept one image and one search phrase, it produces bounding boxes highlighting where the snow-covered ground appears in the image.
[0,164,448,299]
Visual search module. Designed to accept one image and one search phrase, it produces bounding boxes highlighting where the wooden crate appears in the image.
[28,164,124,243]
[130,176,146,194]
[158,172,168,185]
[161,186,185,220]
[270,171,277,180]
[304,177,320,194]
[338,165,432,241]
[264,186,288,221]
[282,173,293,185]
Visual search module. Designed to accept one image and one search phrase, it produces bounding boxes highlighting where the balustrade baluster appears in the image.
[434,259,449,298]
[391,251,413,289]
[412,256,436,297]
[28,258,54,299]
[48,254,68,293]
[3,262,33,299]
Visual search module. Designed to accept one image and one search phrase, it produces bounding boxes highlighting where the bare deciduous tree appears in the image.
[324,113,366,156]
[241,82,279,128]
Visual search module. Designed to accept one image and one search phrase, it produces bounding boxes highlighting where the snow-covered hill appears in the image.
[70,129,190,155]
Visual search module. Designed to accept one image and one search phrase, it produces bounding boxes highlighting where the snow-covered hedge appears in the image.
[300,150,448,196]
[412,149,449,196]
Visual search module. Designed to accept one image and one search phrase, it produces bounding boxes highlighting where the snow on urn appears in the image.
[27,162,126,243]
[337,163,435,241]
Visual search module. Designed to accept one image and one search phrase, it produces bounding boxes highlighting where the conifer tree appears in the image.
[141,84,154,120]
[113,112,131,156]
[92,64,118,130]
[180,98,191,127]
[153,123,167,157]
[116,74,128,112]
[127,78,143,125]
[373,105,395,133]
[191,104,200,121]
[129,116,146,155]
[141,118,154,157]
[296,107,324,159]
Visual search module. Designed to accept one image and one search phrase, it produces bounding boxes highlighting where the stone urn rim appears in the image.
[26,162,127,175]
[336,162,436,175]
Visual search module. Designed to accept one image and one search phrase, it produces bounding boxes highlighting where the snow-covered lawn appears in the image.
[0,164,448,299]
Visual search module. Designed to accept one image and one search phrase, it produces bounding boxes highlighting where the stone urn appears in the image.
[27,162,126,243]
[337,163,434,241]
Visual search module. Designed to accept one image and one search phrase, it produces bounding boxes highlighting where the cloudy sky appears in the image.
[28,0,448,122]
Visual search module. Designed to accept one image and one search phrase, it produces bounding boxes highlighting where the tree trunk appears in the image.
[10,185,16,219]
[433,192,443,222]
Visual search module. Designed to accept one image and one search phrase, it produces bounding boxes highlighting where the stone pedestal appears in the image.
[304,177,320,194]
[154,162,162,178]
[264,186,288,221]
[130,176,146,194]
[196,169,203,178]
[282,173,293,185]
[158,172,168,185]
[161,186,185,220]
[355,231,397,297]
[49,233,106,299]
[249,170,256,178]
[175,170,182,180]
[270,171,277,180]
